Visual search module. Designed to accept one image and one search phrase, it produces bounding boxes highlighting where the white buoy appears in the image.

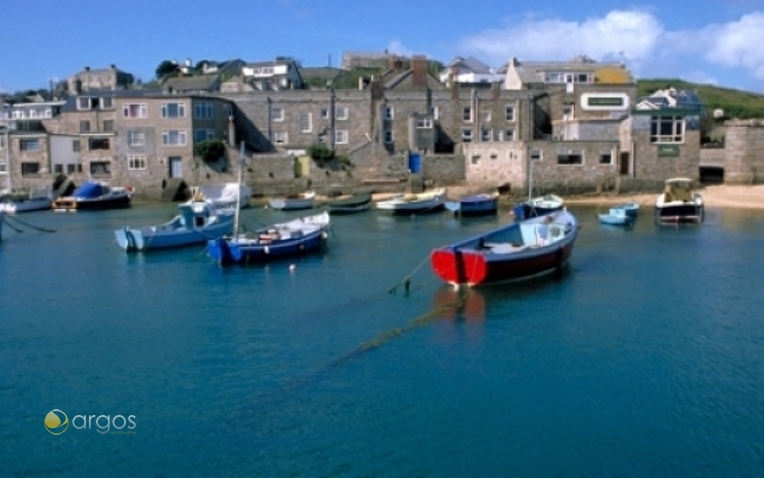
[289,264,296,272]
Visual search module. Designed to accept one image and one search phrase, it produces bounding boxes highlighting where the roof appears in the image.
[244,58,297,68]
[443,56,494,74]
[508,57,634,84]
[162,75,220,92]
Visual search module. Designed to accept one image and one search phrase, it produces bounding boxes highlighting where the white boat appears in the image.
[375,188,446,214]
[268,191,316,210]
[193,183,252,209]
[655,178,704,223]
[0,188,53,213]
[114,199,235,252]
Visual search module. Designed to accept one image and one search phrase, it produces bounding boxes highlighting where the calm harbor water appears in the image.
[2,201,764,476]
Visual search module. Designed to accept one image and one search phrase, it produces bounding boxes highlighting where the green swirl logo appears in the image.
[44,409,69,435]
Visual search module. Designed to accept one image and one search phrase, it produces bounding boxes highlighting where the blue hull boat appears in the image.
[207,211,330,265]
[445,192,499,216]
[115,200,234,252]
[512,194,564,220]
[598,207,635,226]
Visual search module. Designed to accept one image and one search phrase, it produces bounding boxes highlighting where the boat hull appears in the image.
[0,197,52,213]
[598,214,634,226]
[430,210,578,287]
[207,229,328,265]
[269,191,316,210]
[326,193,372,214]
[115,218,234,252]
[53,194,131,212]
[655,203,704,223]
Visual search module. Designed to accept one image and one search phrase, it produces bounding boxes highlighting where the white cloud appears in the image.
[458,10,662,66]
[386,40,414,57]
[703,12,764,79]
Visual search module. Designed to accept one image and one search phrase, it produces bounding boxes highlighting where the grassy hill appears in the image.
[637,78,764,119]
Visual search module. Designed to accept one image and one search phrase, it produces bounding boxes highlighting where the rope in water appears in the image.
[4,214,56,233]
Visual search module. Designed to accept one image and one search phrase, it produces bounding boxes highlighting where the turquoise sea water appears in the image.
[2,203,764,477]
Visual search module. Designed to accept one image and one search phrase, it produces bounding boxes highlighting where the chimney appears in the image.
[84,66,90,72]
[110,64,116,70]
[390,55,403,71]
[411,55,427,88]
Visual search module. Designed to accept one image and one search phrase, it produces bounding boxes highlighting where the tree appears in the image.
[194,139,227,163]
[155,60,179,80]
[306,143,334,162]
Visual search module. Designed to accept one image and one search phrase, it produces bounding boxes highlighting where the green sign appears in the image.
[587,97,624,107]
[657,145,680,157]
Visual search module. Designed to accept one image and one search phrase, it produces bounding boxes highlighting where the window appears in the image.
[600,152,613,164]
[272,131,288,145]
[72,140,81,152]
[21,162,40,175]
[89,138,110,150]
[563,104,573,119]
[492,130,503,141]
[490,150,498,160]
[481,112,491,122]
[298,112,312,133]
[0,135,5,149]
[415,118,432,129]
[123,103,147,119]
[194,129,215,142]
[462,106,473,122]
[162,130,187,146]
[383,106,394,120]
[128,131,145,147]
[335,106,348,120]
[127,155,147,170]
[80,120,91,133]
[67,164,82,174]
[103,120,114,133]
[100,97,114,109]
[530,149,542,161]
[650,115,684,143]
[384,130,394,143]
[272,107,284,121]
[335,130,348,144]
[161,102,186,119]
[90,161,111,176]
[54,164,63,174]
[462,128,473,142]
[505,130,515,141]
[19,138,40,151]
[481,128,492,142]
[470,154,481,165]
[77,97,94,110]
[557,152,583,165]
[194,102,213,119]
[320,108,329,119]
[505,106,515,121]
[430,106,439,120]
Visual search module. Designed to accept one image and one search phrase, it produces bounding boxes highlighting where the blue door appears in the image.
[408,153,422,174]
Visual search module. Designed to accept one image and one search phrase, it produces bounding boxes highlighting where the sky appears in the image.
[2,0,764,94]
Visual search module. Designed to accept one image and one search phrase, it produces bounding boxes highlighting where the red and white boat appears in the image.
[430,209,579,287]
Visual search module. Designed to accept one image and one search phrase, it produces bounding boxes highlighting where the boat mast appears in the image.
[528,156,534,201]
[233,141,245,239]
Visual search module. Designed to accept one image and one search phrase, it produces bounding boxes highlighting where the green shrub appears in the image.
[194,139,227,163]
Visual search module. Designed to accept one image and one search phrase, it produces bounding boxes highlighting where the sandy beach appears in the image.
[563,184,764,210]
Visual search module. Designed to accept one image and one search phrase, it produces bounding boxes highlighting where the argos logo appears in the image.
[45,410,137,435]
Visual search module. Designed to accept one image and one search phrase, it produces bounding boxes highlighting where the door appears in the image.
[168,157,183,178]
[619,152,630,175]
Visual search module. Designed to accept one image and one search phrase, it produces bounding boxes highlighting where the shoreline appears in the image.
[563,184,764,210]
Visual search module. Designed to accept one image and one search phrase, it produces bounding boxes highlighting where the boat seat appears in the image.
[487,243,528,254]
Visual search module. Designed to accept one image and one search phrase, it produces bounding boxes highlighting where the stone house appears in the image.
[67,64,134,93]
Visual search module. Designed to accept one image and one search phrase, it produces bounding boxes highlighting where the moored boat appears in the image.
[0,188,53,213]
[598,207,635,226]
[114,199,234,252]
[445,192,499,216]
[615,201,640,217]
[654,178,703,223]
[207,211,331,265]
[375,188,446,214]
[52,181,131,212]
[430,209,579,287]
[511,194,564,220]
[326,192,372,214]
[193,183,252,209]
[268,191,316,210]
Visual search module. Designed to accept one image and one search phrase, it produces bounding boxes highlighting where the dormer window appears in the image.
[77,97,94,110]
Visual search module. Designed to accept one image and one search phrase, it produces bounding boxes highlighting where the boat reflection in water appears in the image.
[432,287,486,323]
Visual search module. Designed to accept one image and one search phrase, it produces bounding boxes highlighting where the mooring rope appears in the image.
[388,253,433,294]
[5,214,56,233]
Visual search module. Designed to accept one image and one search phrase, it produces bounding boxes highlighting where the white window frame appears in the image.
[335,130,348,144]
[335,106,348,120]
[127,131,145,147]
[298,112,312,133]
[123,103,148,119]
[415,118,432,129]
[100,97,114,109]
[481,112,491,122]
[462,106,473,122]
[530,149,543,161]
[505,106,515,121]
[162,129,187,146]
[272,131,288,145]
[127,155,147,171]
[77,97,94,110]
[462,128,473,142]
[272,106,284,121]
[505,130,515,141]
[384,106,394,120]
[650,115,685,144]
[161,102,186,119]
[481,128,492,142]
[19,138,40,151]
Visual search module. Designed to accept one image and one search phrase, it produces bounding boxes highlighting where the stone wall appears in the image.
[723,120,764,184]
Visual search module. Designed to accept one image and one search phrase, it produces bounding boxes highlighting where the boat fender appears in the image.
[321,231,328,240]
[264,246,270,254]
